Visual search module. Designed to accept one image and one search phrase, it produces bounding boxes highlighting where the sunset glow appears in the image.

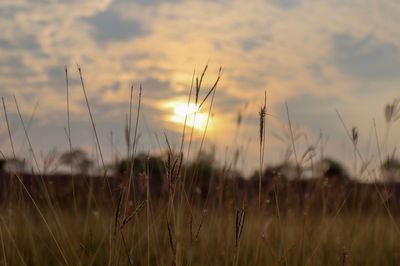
[163,101,209,131]
[1,0,400,174]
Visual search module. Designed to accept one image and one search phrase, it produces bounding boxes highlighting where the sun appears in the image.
[163,101,209,131]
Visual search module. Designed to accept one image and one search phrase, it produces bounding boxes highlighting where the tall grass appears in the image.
[1,66,400,266]
[0,203,399,265]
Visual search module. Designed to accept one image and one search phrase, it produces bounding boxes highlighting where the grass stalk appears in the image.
[258,91,267,208]
[2,97,15,159]
[285,102,298,167]
[64,67,77,214]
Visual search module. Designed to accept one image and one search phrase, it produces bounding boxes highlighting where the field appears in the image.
[1,174,400,265]
[1,67,400,265]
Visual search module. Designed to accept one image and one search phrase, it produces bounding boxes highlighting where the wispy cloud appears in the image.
[83,9,147,45]
[332,33,400,80]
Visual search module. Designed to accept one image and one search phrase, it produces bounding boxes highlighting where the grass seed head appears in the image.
[385,98,400,124]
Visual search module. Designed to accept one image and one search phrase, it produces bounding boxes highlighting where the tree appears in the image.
[115,153,165,176]
[381,157,400,182]
[0,158,26,173]
[59,149,93,175]
[0,159,5,173]
[319,158,348,180]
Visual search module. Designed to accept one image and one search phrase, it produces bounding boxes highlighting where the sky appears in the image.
[1,0,400,178]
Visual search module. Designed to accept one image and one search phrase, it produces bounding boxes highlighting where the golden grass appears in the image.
[0,202,399,265]
[1,65,400,266]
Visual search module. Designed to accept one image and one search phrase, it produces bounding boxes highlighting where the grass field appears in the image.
[1,66,400,265]
[1,191,400,265]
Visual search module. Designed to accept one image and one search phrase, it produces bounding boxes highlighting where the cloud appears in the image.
[2,0,400,174]
[240,35,271,52]
[0,55,35,80]
[0,38,12,49]
[332,33,400,80]
[82,9,147,45]
[0,34,40,51]
[213,90,246,113]
[114,0,181,6]
[141,77,173,99]
[0,4,28,20]
[277,94,344,137]
[270,0,300,9]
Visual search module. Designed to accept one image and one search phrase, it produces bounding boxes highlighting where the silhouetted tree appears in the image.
[0,158,26,173]
[59,149,93,175]
[0,159,5,173]
[184,151,220,200]
[381,157,400,182]
[319,158,349,180]
[116,153,165,176]
[257,158,348,181]
[187,152,214,179]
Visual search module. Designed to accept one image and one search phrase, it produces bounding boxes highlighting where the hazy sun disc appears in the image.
[163,101,209,131]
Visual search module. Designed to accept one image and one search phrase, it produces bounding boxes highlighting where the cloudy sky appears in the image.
[1,0,400,177]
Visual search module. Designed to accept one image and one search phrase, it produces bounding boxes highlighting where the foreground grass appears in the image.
[2,66,400,265]
[0,201,399,265]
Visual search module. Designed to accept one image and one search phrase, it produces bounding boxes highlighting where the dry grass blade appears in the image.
[164,131,172,153]
[190,213,193,243]
[166,216,175,255]
[194,210,207,241]
[17,101,39,155]
[125,84,142,207]
[335,110,372,177]
[385,98,400,124]
[1,217,26,265]
[198,66,222,109]
[165,131,184,196]
[336,109,400,237]
[127,84,134,157]
[195,78,200,105]
[373,119,383,165]
[119,233,133,266]
[195,64,208,105]
[258,91,267,208]
[2,97,16,159]
[113,187,134,266]
[114,190,124,235]
[235,208,246,248]
[65,67,72,151]
[352,126,358,145]
[198,73,218,155]
[341,247,348,266]
[130,84,142,171]
[300,145,315,164]
[179,69,195,155]
[285,103,298,167]
[13,173,69,264]
[119,201,145,231]
[306,189,353,263]
[65,66,78,214]
[77,65,106,172]
[124,84,134,216]
[198,64,208,92]
[13,96,80,263]
[166,152,180,196]
[0,226,7,266]
[77,66,116,222]
[13,95,41,173]
[259,101,266,147]
[186,67,208,161]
